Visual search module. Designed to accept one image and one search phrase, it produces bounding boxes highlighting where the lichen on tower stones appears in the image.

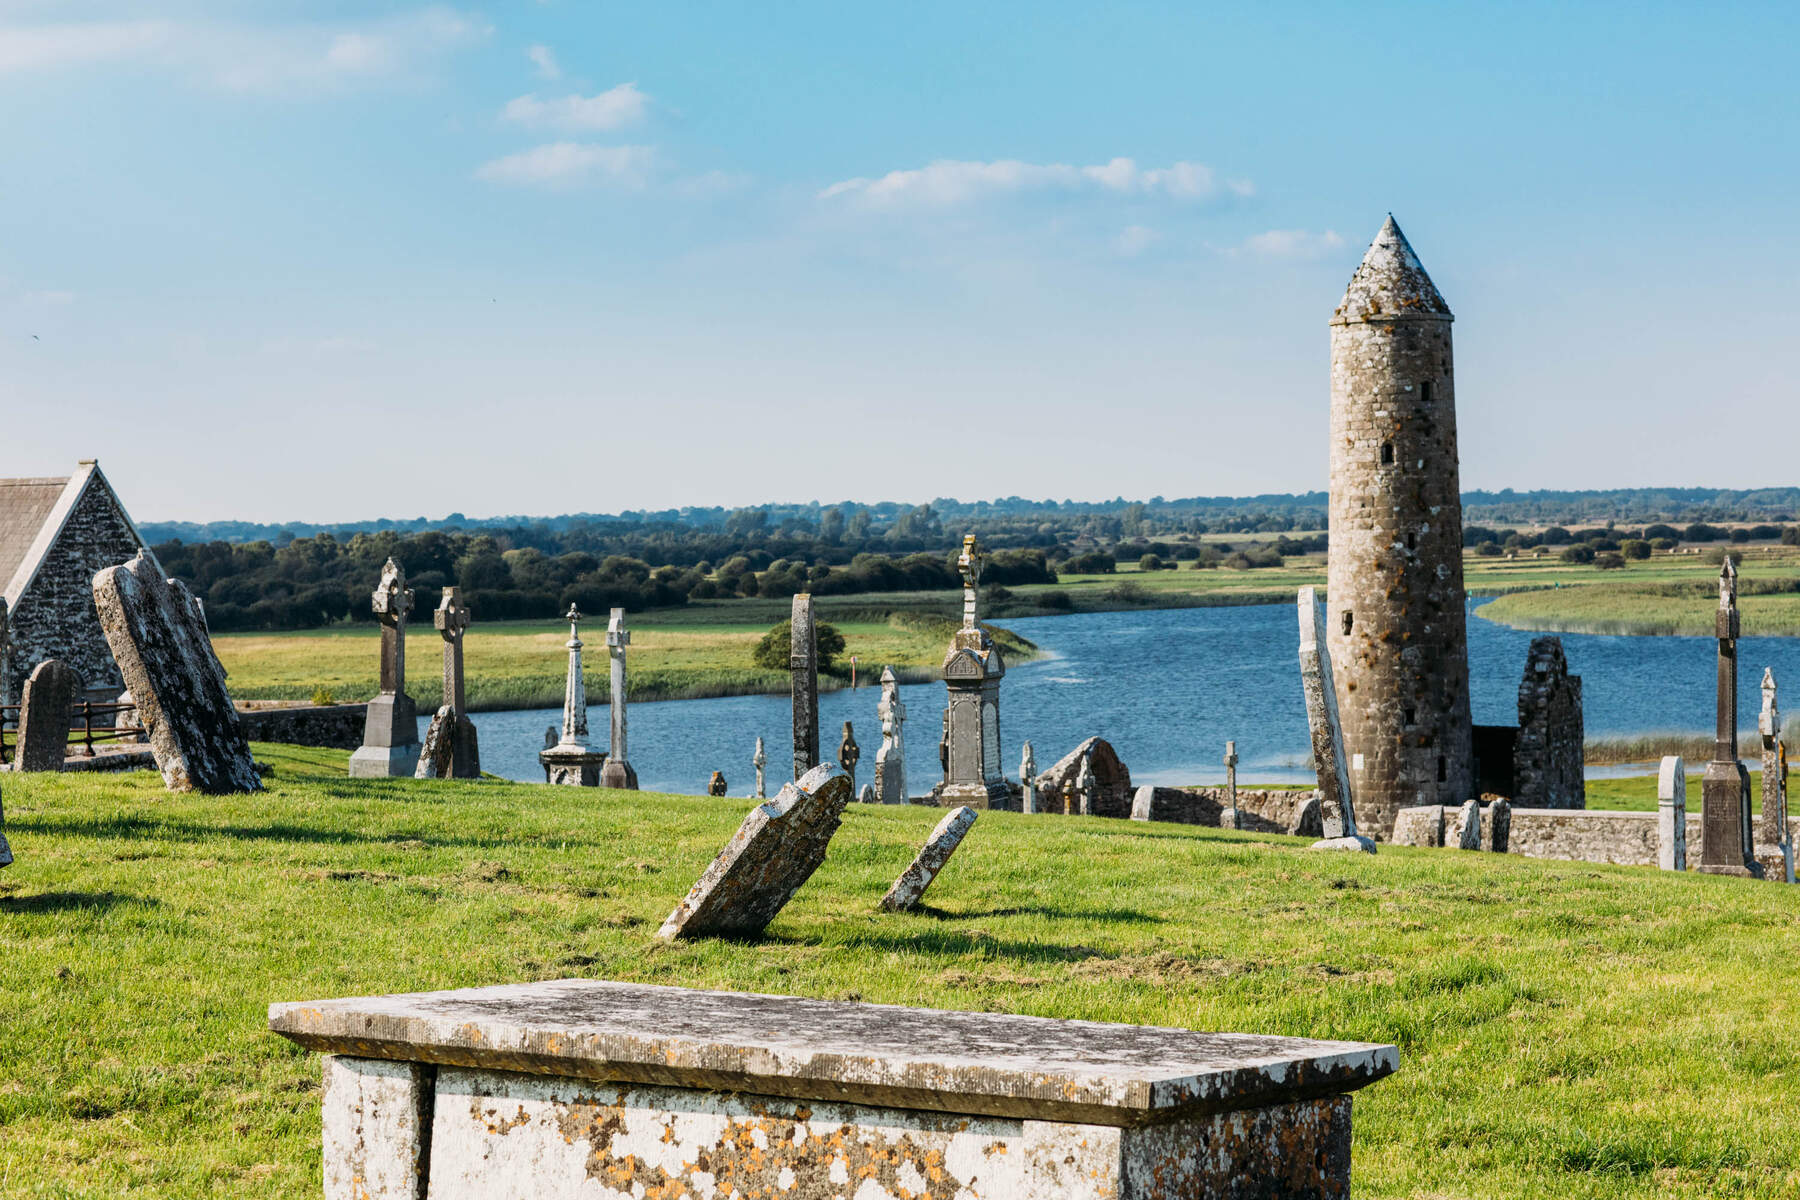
[1327,216,1474,839]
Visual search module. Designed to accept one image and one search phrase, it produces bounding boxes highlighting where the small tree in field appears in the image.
[752,619,847,671]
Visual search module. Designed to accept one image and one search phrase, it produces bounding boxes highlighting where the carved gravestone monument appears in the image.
[838,721,861,796]
[1220,740,1241,829]
[1658,755,1687,872]
[349,559,422,778]
[599,608,638,790]
[92,551,262,794]
[656,764,852,940]
[790,594,819,781]
[1756,667,1793,882]
[1699,561,1759,877]
[539,605,606,787]
[1075,759,1097,816]
[1297,588,1375,853]
[940,535,1008,808]
[415,587,479,780]
[16,659,80,773]
[879,806,978,912]
[752,736,766,799]
[1019,741,1037,814]
[874,666,908,805]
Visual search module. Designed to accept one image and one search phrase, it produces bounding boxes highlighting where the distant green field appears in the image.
[5,747,1800,1198]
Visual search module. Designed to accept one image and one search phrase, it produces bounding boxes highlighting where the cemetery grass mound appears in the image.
[4,749,1800,1198]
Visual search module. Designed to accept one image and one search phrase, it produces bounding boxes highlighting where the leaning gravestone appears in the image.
[1296,587,1373,853]
[414,707,457,780]
[16,659,81,773]
[657,764,852,941]
[93,551,262,794]
[880,806,978,912]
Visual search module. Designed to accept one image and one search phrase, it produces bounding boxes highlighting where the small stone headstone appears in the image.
[657,764,853,941]
[1658,756,1687,872]
[1456,799,1482,850]
[543,725,557,750]
[1129,785,1156,822]
[838,720,861,794]
[92,551,262,794]
[1291,792,1324,839]
[16,659,80,773]
[1487,798,1512,853]
[1390,805,1447,847]
[708,771,729,797]
[1219,806,1242,831]
[1019,741,1037,813]
[858,784,876,804]
[879,806,978,912]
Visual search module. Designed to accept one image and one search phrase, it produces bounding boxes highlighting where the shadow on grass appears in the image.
[8,813,552,853]
[1,890,156,914]
[915,904,1167,925]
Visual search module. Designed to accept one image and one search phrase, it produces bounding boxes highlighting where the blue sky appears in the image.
[2,2,1796,523]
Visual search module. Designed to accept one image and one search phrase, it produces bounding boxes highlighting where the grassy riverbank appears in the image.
[5,746,1800,1198]
[1473,546,1800,636]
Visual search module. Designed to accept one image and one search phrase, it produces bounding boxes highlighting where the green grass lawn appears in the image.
[4,748,1800,1197]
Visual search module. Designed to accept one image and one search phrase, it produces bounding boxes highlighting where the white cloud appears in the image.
[474,142,655,187]
[501,83,648,131]
[820,156,1252,208]
[0,8,488,92]
[1114,225,1159,257]
[1237,229,1345,258]
[526,43,560,80]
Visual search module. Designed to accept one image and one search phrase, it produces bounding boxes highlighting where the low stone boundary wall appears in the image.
[269,978,1397,1199]
[1131,786,1319,836]
[236,703,367,750]
[1397,804,1800,869]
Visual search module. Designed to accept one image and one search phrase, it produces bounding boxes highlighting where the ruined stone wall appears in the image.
[1514,637,1584,808]
[1138,787,1318,834]
[4,484,146,703]
[237,703,368,750]
[1327,313,1473,838]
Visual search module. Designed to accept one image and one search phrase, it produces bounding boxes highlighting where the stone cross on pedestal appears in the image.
[1297,587,1375,853]
[1757,667,1793,881]
[1223,740,1239,805]
[874,666,907,805]
[599,608,638,790]
[791,594,820,781]
[415,587,479,779]
[1075,759,1097,816]
[349,559,423,778]
[752,736,767,799]
[940,535,1008,809]
[1699,560,1758,876]
[540,605,605,787]
[839,721,861,795]
[1019,741,1037,814]
[958,535,984,630]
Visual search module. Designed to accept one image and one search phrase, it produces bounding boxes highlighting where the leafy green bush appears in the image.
[1560,545,1596,564]
[1475,541,1503,557]
[1594,553,1626,570]
[751,620,847,671]
[1620,539,1652,560]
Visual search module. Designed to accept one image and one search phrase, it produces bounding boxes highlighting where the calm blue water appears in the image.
[444,602,1800,793]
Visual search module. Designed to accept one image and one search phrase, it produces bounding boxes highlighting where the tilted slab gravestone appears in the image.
[879,806,977,912]
[656,763,852,940]
[1455,799,1483,850]
[92,551,262,794]
[16,659,81,773]
[1296,588,1374,853]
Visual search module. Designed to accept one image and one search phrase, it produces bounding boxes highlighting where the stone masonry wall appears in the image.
[1514,637,1584,808]
[1327,312,1473,840]
[1499,808,1800,868]
[237,703,368,750]
[4,482,147,703]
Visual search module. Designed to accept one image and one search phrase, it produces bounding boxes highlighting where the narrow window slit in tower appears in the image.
[1381,443,1394,465]
[1406,532,1416,551]
[1420,380,1434,404]
[1404,707,1415,726]
[1341,610,1353,636]
[1438,756,1448,783]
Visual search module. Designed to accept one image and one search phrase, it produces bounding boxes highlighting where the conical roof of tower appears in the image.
[1332,215,1452,324]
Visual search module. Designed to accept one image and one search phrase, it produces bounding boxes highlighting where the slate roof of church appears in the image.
[0,476,75,600]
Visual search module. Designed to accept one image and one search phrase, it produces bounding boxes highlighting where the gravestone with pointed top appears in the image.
[92,551,262,794]
[349,558,422,778]
[599,608,638,790]
[1700,561,1759,876]
[791,594,819,781]
[940,535,1008,809]
[1297,587,1375,854]
[1658,756,1687,871]
[880,806,978,912]
[16,658,80,773]
[540,605,606,787]
[874,666,908,805]
[838,721,861,796]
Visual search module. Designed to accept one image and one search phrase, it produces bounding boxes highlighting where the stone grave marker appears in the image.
[1658,755,1687,871]
[708,771,729,797]
[599,608,638,790]
[858,784,876,803]
[790,594,819,780]
[539,605,606,787]
[16,659,80,773]
[838,721,861,794]
[1700,561,1758,876]
[0,597,9,868]
[879,806,978,911]
[873,666,907,805]
[940,535,1008,808]
[1130,784,1156,821]
[414,587,479,780]
[349,559,422,778]
[92,551,262,794]
[1076,758,1097,816]
[656,763,852,940]
[1019,741,1037,813]
[1456,799,1483,850]
[1488,798,1512,853]
[1296,587,1374,853]
[752,736,766,799]
[1757,667,1793,882]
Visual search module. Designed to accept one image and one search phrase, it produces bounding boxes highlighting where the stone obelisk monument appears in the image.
[540,604,605,786]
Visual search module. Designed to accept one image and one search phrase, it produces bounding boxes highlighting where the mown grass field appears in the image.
[5,747,1800,1198]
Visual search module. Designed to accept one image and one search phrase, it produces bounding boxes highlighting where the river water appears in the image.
[445,602,1800,793]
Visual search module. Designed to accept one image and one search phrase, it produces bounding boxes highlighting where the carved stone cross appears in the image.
[371,558,413,697]
[434,587,472,716]
[957,535,985,631]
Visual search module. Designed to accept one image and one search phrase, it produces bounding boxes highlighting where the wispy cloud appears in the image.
[820,156,1252,208]
[474,142,656,187]
[1114,225,1159,257]
[1235,229,1345,258]
[501,83,648,131]
[526,43,560,80]
[0,7,488,92]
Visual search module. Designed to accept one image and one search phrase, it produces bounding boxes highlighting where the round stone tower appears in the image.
[1327,216,1473,839]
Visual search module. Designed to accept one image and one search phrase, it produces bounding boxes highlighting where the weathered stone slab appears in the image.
[414,706,478,781]
[1488,798,1512,853]
[16,658,80,772]
[656,764,852,940]
[321,1055,433,1200]
[790,594,819,780]
[874,666,907,804]
[1297,587,1373,852]
[1658,755,1687,871]
[1391,805,1447,847]
[91,551,261,794]
[880,806,977,911]
[1455,799,1483,850]
[268,978,1398,1127]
